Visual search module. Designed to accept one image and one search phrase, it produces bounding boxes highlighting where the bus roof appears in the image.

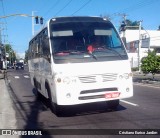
[50,16,110,24]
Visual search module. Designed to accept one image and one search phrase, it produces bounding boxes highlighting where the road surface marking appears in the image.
[120,100,139,106]
[14,76,20,79]
[24,75,30,78]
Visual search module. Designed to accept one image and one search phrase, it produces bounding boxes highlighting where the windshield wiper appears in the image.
[87,52,97,60]
[106,47,124,59]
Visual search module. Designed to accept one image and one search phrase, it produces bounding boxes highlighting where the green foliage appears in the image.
[141,50,160,77]
[5,44,12,53]
[125,19,143,30]
[131,67,139,71]
[4,44,17,63]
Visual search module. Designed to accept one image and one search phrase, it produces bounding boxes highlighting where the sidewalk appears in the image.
[0,79,17,129]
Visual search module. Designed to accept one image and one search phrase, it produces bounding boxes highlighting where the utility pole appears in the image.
[32,11,36,36]
[138,21,142,72]
[116,13,128,48]
[0,23,4,44]
[122,14,127,38]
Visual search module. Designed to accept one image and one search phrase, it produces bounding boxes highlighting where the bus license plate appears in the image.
[105,92,120,99]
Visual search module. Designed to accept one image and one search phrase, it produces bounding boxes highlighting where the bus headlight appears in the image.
[119,73,132,80]
[123,73,130,79]
[63,77,76,84]
[56,77,76,84]
[63,77,71,84]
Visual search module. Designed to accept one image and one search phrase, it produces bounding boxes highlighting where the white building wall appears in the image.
[123,30,160,47]
[120,30,160,68]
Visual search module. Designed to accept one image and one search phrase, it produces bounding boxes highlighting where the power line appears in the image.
[117,0,159,14]
[112,0,159,26]
[54,0,73,16]
[43,0,60,18]
[71,0,92,15]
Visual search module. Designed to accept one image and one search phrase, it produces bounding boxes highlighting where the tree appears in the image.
[24,50,29,63]
[5,44,12,53]
[4,44,16,64]
[158,25,160,30]
[141,50,160,79]
[125,19,143,30]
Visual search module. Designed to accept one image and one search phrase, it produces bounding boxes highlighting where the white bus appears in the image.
[28,16,133,115]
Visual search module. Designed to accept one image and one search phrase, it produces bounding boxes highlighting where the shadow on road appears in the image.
[36,91,127,117]
[55,102,126,117]
[6,81,53,138]
[20,88,53,138]
[7,76,127,137]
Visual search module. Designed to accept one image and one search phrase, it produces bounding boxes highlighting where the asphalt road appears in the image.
[6,67,160,138]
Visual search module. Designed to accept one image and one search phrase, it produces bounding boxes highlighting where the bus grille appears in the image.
[78,73,117,83]
[79,87,118,100]
[78,76,96,83]
[102,73,117,82]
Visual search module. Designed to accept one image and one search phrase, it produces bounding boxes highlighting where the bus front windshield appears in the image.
[51,21,128,63]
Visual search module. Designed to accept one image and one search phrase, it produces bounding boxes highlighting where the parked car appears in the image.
[15,62,24,70]
[7,64,13,69]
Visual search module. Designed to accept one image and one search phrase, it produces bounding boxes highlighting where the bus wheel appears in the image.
[107,100,119,110]
[34,88,41,100]
[46,86,63,116]
[33,79,40,100]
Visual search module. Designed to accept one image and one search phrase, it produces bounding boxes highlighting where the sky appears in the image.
[0,0,160,58]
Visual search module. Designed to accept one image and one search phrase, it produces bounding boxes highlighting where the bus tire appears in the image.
[33,79,40,100]
[34,88,41,100]
[46,84,63,116]
[107,100,119,110]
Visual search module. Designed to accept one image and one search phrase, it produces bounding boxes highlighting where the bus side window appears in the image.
[41,29,50,62]
[32,38,38,58]
[39,35,43,57]
[29,42,33,59]
[35,37,40,58]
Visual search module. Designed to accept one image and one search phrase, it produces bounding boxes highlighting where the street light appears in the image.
[0,13,43,25]
[0,13,44,36]
[0,13,42,19]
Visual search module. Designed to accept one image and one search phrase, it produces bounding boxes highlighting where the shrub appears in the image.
[141,50,160,79]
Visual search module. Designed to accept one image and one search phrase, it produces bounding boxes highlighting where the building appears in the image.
[0,44,5,69]
[0,44,6,78]
[120,30,160,68]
